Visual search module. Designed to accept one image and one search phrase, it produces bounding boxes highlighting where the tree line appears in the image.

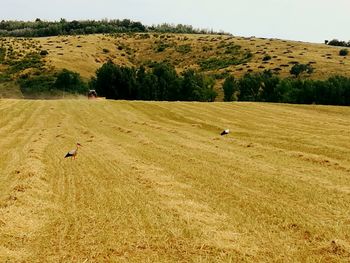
[223,70,350,106]
[89,61,217,101]
[326,39,350,48]
[17,69,87,97]
[14,60,350,105]
[0,19,228,37]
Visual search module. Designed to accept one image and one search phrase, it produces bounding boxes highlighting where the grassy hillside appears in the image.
[0,34,350,99]
[34,34,350,79]
[0,99,349,262]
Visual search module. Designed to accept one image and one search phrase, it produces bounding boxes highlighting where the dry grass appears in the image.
[1,34,350,100]
[0,99,349,262]
[0,82,23,99]
[32,34,350,80]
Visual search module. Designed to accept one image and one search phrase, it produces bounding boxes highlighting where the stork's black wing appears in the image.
[65,152,73,158]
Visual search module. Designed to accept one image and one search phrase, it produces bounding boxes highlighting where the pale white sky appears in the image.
[1,0,349,43]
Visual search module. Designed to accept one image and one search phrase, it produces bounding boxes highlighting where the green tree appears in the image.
[290,63,313,78]
[152,62,180,100]
[222,75,237,101]
[181,69,216,101]
[93,61,119,99]
[54,69,87,94]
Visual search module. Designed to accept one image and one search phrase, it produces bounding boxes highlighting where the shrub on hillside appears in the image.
[339,49,349,56]
[262,54,271,61]
[7,52,44,74]
[198,51,252,71]
[40,50,48,56]
[290,63,314,78]
[155,42,171,52]
[175,44,192,54]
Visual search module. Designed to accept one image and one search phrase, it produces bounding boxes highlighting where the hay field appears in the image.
[0,99,350,262]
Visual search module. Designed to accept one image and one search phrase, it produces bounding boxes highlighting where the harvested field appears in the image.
[0,99,349,262]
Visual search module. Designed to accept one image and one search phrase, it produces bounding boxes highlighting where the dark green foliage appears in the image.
[198,50,252,70]
[102,48,110,53]
[0,19,228,37]
[290,63,314,77]
[155,42,169,52]
[175,44,192,54]
[17,69,87,97]
[7,53,44,74]
[0,47,6,63]
[262,54,271,61]
[0,72,11,83]
[222,75,237,101]
[93,61,137,99]
[91,61,217,101]
[148,23,228,35]
[223,44,241,54]
[327,39,350,47]
[40,50,48,56]
[54,69,88,93]
[0,19,146,37]
[339,49,349,56]
[18,74,56,94]
[152,63,180,100]
[238,71,267,101]
[212,71,230,80]
[180,69,217,101]
[233,71,350,105]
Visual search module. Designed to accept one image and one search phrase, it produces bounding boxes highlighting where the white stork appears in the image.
[64,143,82,160]
[220,129,230,136]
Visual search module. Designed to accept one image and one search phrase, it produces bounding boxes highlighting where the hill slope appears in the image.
[35,34,350,79]
[0,100,349,262]
[1,34,350,100]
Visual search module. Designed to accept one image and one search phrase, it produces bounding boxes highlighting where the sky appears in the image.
[1,0,349,43]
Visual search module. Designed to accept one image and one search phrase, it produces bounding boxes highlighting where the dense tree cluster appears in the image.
[148,23,227,35]
[222,70,350,106]
[18,69,87,96]
[90,61,217,101]
[14,63,350,105]
[0,19,227,37]
[326,39,350,48]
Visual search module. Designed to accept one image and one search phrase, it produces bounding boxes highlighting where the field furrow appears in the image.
[0,99,349,262]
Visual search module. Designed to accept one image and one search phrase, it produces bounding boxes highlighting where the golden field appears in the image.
[0,99,349,262]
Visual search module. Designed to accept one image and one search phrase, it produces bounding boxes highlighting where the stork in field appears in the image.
[64,143,82,160]
[220,129,230,136]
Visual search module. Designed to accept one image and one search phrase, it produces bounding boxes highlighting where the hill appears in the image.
[0,99,349,262]
[1,33,350,100]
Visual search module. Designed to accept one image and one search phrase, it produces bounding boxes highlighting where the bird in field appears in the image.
[64,143,82,160]
[220,129,230,136]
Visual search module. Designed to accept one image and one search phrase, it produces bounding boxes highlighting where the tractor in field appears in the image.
[88,89,97,99]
